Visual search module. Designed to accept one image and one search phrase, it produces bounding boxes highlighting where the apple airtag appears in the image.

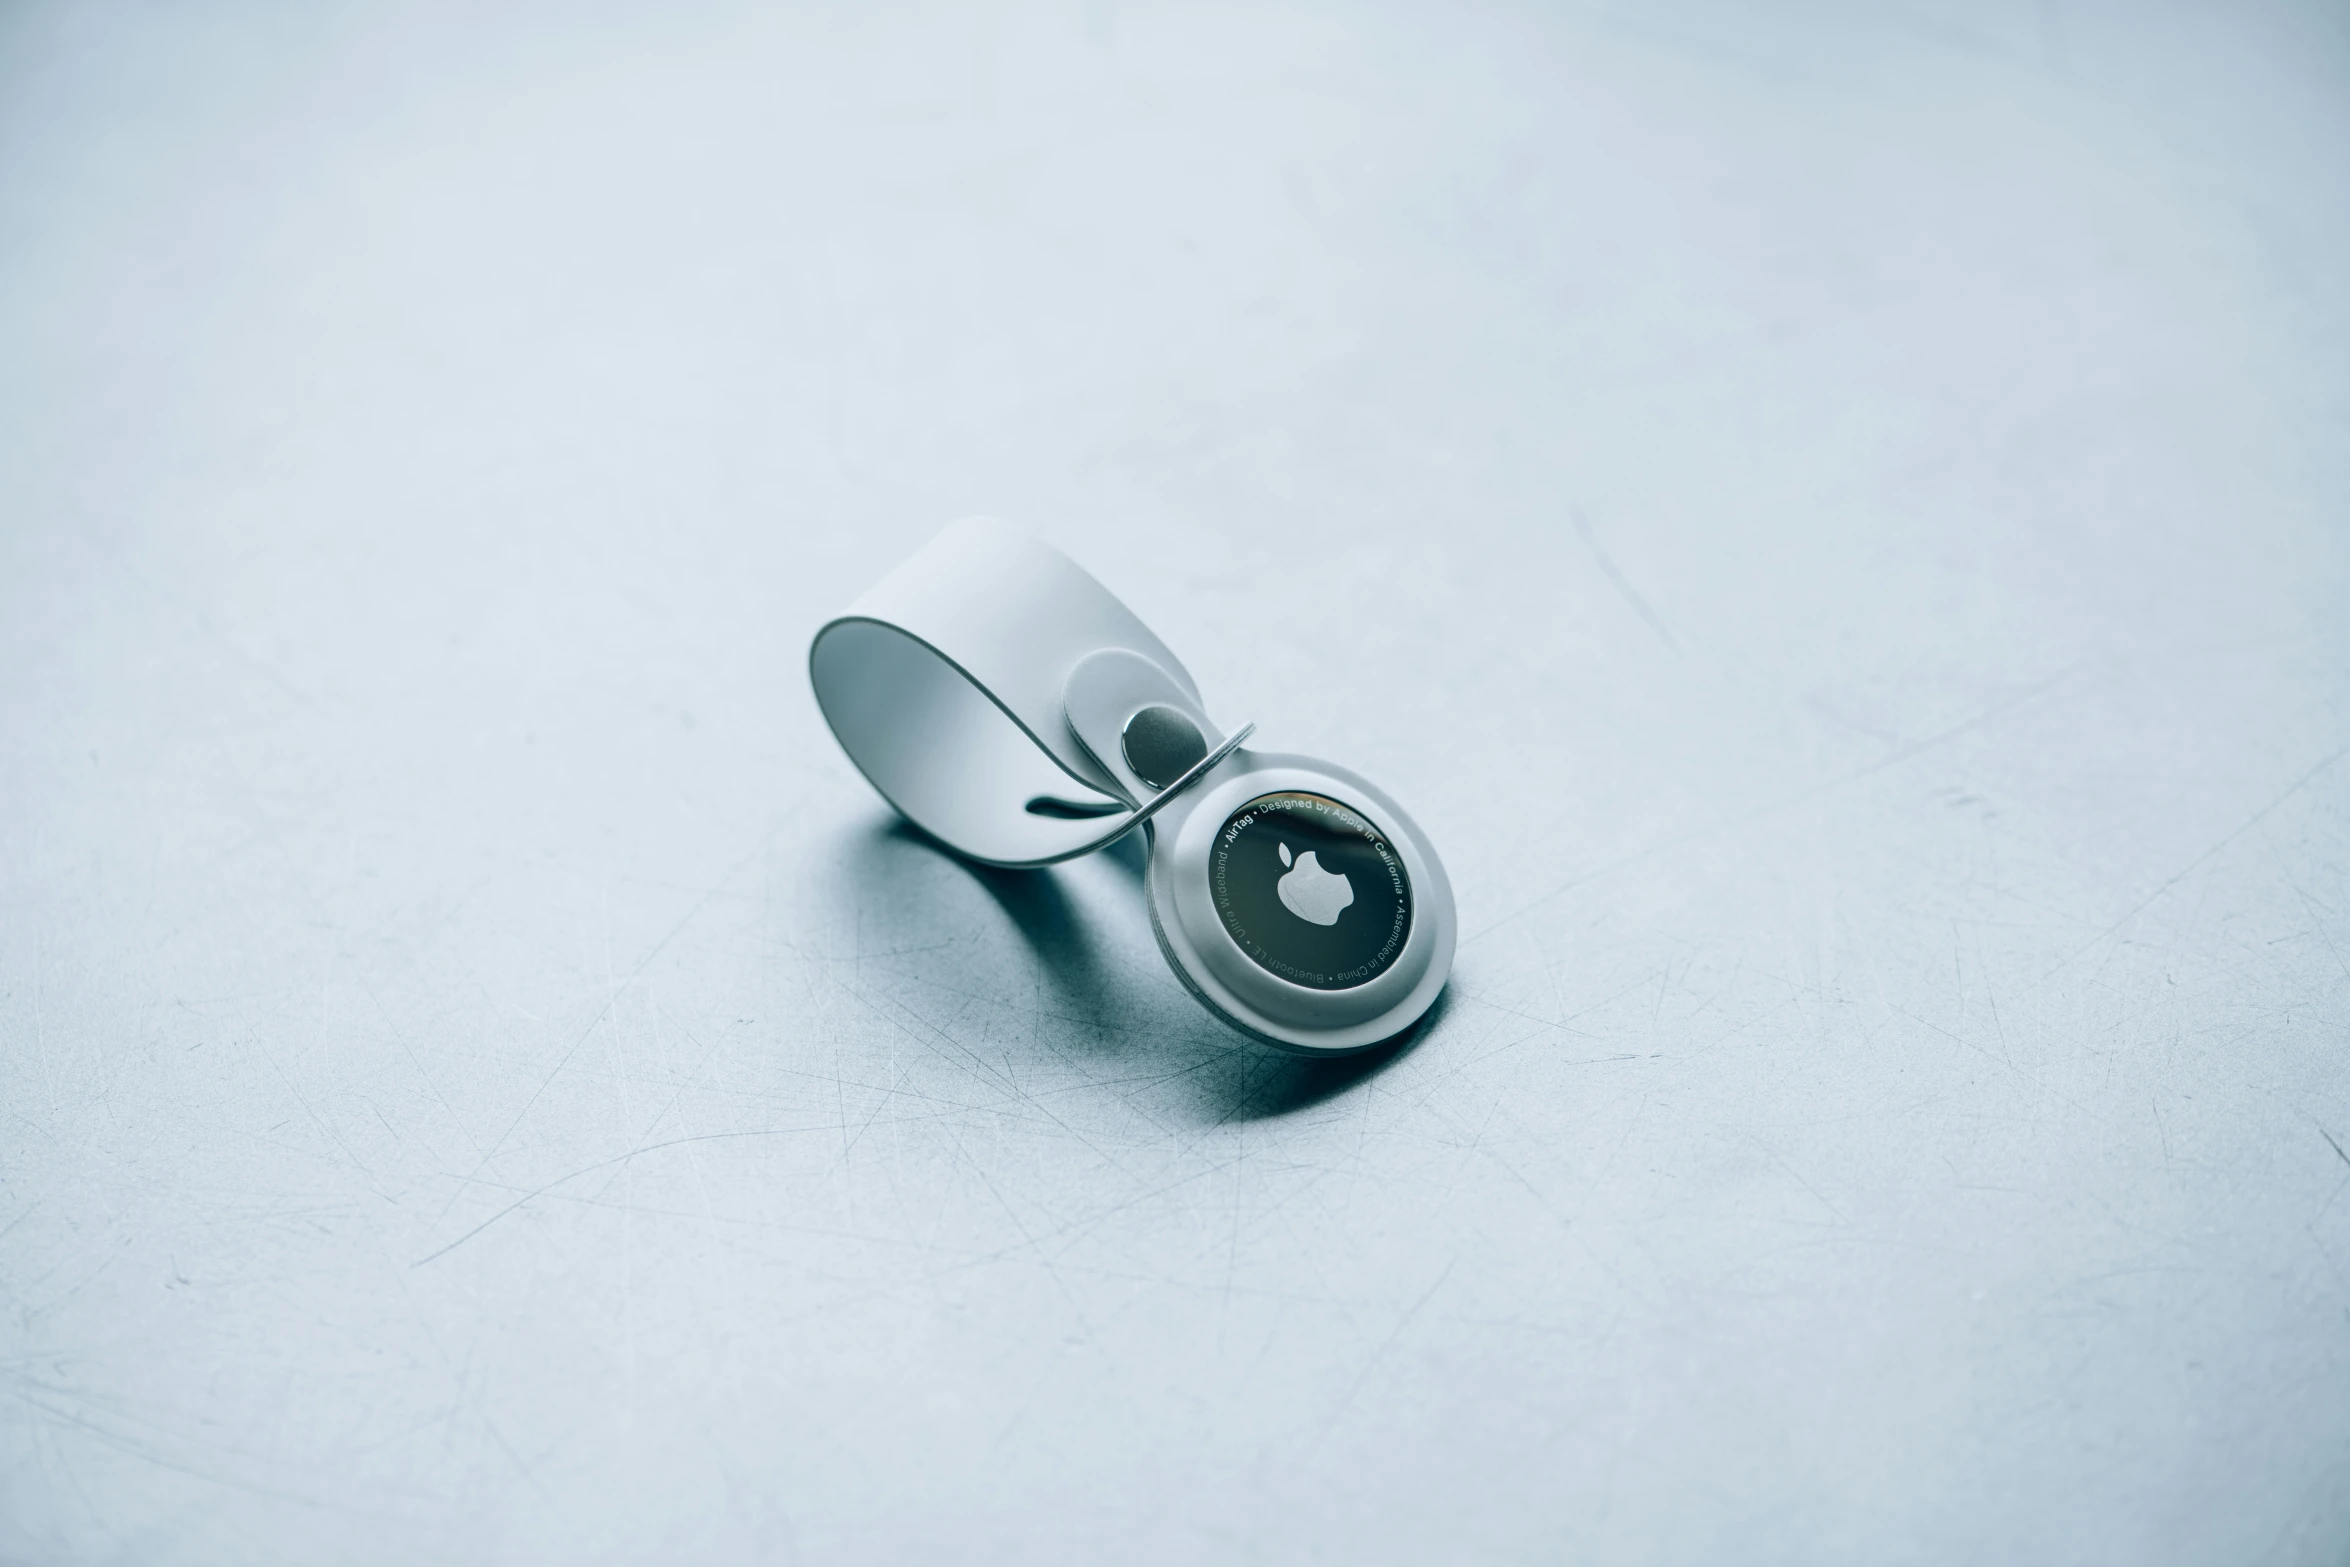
[1208,792,1413,990]
[812,519,1454,1056]
[1149,755,1453,1052]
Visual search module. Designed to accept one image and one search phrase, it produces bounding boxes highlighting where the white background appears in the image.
[3,2,2346,1561]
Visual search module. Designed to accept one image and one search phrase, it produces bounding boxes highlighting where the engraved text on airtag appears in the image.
[1211,792,1412,990]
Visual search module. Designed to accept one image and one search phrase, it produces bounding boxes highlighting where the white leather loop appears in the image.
[808,518,1220,867]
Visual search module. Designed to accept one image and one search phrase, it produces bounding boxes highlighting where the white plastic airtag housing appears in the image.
[809,518,1455,1056]
[1144,752,1454,1054]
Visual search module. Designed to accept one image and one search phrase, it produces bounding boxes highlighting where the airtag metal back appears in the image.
[1146,752,1455,1055]
[1209,793,1413,990]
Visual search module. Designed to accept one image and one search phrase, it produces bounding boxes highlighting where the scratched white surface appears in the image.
[3,2,2347,1562]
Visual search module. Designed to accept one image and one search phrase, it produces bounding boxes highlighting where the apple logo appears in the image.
[1275,841,1355,927]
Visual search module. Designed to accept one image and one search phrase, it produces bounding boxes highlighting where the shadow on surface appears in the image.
[1216,990,1443,1121]
[965,858,1110,1008]
[850,821,1133,1033]
[841,818,1424,1120]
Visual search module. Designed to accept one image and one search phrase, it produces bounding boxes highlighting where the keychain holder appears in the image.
[810,518,1454,1054]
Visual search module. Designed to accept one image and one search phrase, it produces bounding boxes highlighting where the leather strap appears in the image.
[809,519,1246,867]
